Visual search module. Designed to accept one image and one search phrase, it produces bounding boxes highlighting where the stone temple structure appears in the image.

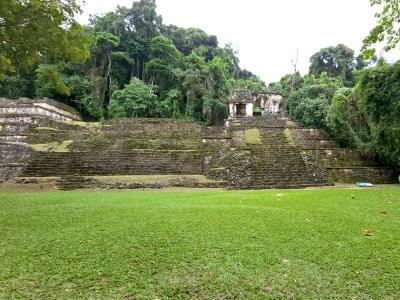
[228,89,285,118]
[0,97,396,190]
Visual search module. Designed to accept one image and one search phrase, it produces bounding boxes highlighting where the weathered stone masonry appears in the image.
[0,98,397,188]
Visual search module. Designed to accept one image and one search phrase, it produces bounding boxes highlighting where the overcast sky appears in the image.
[78,0,398,83]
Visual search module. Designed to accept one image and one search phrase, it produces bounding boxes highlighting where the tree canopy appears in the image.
[0,0,263,125]
[362,0,400,58]
[0,0,90,79]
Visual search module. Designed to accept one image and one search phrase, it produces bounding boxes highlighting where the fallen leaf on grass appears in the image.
[380,210,388,215]
[363,229,373,237]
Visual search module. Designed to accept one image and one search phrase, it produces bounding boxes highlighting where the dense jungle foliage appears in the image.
[0,0,264,124]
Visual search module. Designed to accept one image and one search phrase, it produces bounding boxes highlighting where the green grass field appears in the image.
[1,188,399,299]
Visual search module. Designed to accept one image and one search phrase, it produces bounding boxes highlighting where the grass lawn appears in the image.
[0,188,399,299]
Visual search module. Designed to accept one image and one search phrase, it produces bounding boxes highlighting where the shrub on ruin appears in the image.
[108,78,159,118]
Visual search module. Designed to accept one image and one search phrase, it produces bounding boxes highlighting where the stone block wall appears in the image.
[15,117,206,178]
[328,167,396,184]
[21,150,204,177]
[0,98,81,122]
[0,144,32,182]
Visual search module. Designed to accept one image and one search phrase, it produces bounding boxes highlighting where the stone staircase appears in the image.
[224,120,329,189]
[244,128,329,189]
[289,127,396,183]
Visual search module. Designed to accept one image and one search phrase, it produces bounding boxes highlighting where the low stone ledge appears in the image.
[327,167,397,184]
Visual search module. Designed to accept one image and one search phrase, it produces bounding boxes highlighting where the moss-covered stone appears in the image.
[245,128,262,145]
[28,140,73,152]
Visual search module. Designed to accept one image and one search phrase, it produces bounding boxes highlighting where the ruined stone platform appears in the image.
[0,98,397,190]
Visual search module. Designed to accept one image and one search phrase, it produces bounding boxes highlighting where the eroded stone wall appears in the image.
[0,98,81,122]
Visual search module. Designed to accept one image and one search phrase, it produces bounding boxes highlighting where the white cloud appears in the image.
[78,0,399,83]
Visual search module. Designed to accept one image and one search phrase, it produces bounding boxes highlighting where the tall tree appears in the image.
[309,44,356,85]
[120,0,163,79]
[146,36,183,92]
[92,32,120,109]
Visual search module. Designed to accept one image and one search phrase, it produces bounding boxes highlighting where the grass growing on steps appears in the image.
[245,128,262,145]
[70,121,102,128]
[0,188,399,299]
[284,128,296,146]
[28,140,73,152]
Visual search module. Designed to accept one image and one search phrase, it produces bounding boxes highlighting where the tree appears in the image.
[228,76,266,91]
[362,0,400,58]
[270,72,304,97]
[325,61,400,168]
[182,52,206,120]
[92,32,120,109]
[293,96,329,128]
[359,61,400,167]
[203,57,229,124]
[0,0,90,80]
[35,65,71,99]
[286,73,344,128]
[309,44,356,85]
[164,26,218,55]
[145,36,183,92]
[120,0,163,79]
[158,89,182,118]
[0,0,253,125]
[326,87,371,148]
[108,78,159,118]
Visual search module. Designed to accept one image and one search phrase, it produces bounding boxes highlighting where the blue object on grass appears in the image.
[356,182,374,187]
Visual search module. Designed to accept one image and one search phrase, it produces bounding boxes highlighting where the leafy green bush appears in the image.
[358,61,400,167]
[108,78,159,118]
[293,96,329,128]
[326,87,370,148]
[285,73,343,129]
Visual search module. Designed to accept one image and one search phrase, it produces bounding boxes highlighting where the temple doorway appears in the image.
[236,104,246,116]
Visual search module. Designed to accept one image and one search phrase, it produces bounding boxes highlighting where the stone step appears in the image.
[327,167,396,184]
[21,150,205,177]
[54,175,227,190]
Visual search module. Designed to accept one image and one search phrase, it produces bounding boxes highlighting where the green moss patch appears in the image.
[69,121,102,128]
[28,140,73,152]
[245,128,262,145]
[284,128,295,146]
